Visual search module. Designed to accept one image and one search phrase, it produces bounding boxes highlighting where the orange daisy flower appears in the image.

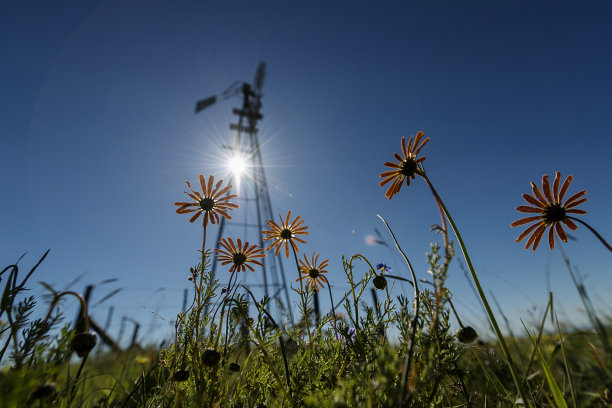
[296,253,329,292]
[215,237,265,273]
[511,172,587,251]
[262,211,308,258]
[379,131,430,199]
[175,174,239,227]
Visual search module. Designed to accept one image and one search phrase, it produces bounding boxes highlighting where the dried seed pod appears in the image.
[71,331,97,357]
[172,369,190,382]
[201,348,221,367]
[31,382,56,400]
[373,275,387,290]
[456,326,478,343]
[229,362,240,372]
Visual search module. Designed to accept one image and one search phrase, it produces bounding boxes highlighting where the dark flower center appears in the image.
[280,229,293,240]
[199,197,215,212]
[232,253,247,266]
[308,268,320,278]
[544,204,566,223]
[399,158,418,177]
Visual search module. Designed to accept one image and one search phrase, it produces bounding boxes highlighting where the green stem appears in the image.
[320,275,338,335]
[346,254,378,328]
[376,215,420,405]
[291,246,313,345]
[422,174,531,407]
[568,216,612,253]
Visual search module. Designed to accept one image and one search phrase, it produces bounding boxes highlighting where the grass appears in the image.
[1,132,611,407]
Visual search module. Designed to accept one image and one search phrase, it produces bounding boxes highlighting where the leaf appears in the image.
[523,321,568,408]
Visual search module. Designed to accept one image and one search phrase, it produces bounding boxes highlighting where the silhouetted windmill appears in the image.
[195,62,293,320]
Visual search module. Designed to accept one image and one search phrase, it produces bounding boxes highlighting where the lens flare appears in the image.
[228,155,247,176]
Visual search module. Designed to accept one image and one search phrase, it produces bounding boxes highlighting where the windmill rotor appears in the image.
[194,80,244,114]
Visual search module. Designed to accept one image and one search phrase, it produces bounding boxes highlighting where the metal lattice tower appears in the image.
[195,62,293,319]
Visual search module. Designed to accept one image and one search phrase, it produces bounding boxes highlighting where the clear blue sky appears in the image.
[2,0,612,343]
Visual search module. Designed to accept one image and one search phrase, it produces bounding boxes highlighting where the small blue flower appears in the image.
[376,263,391,273]
[337,327,356,343]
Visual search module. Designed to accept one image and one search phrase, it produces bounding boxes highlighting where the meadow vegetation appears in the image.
[1,132,611,407]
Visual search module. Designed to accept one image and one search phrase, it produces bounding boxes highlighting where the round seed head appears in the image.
[71,331,97,357]
[31,383,56,400]
[201,348,221,367]
[172,369,190,382]
[373,275,387,290]
[229,362,240,372]
[456,326,478,343]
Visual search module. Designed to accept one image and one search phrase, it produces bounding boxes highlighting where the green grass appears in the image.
[1,240,611,407]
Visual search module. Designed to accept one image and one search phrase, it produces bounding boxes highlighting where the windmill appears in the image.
[195,62,293,320]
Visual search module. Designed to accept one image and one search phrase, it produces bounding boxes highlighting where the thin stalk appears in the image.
[447,297,464,328]
[291,246,313,345]
[202,226,207,259]
[422,174,531,407]
[558,245,611,355]
[555,314,577,408]
[346,254,378,328]
[522,293,552,386]
[376,214,419,405]
[320,275,338,335]
[214,271,238,348]
[568,216,612,253]
[278,336,294,404]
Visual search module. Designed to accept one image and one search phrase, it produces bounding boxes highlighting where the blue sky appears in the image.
[2,1,612,343]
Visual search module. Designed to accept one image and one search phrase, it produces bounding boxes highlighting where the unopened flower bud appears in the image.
[373,275,387,290]
[71,331,97,357]
[31,383,56,400]
[456,326,478,343]
[201,348,221,367]
[172,369,190,382]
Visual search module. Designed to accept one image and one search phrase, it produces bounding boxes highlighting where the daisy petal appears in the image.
[555,222,568,242]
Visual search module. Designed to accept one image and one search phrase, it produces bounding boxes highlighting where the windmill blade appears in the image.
[253,62,266,93]
[92,288,122,307]
[195,95,217,113]
[194,80,244,114]
[220,80,243,98]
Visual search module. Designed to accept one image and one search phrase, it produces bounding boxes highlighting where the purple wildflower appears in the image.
[376,263,391,273]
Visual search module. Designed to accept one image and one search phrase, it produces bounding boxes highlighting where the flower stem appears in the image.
[291,246,313,345]
[422,174,531,408]
[202,226,207,259]
[320,275,338,335]
[568,216,612,253]
[376,214,420,405]
[447,297,464,328]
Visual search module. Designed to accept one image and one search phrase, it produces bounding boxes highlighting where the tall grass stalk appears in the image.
[423,173,532,407]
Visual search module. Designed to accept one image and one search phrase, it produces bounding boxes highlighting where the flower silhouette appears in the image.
[379,132,430,199]
[262,211,308,258]
[175,174,238,227]
[215,237,265,273]
[511,172,587,250]
[296,253,329,292]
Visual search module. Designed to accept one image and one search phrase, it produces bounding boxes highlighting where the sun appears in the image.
[228,154,247,176]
